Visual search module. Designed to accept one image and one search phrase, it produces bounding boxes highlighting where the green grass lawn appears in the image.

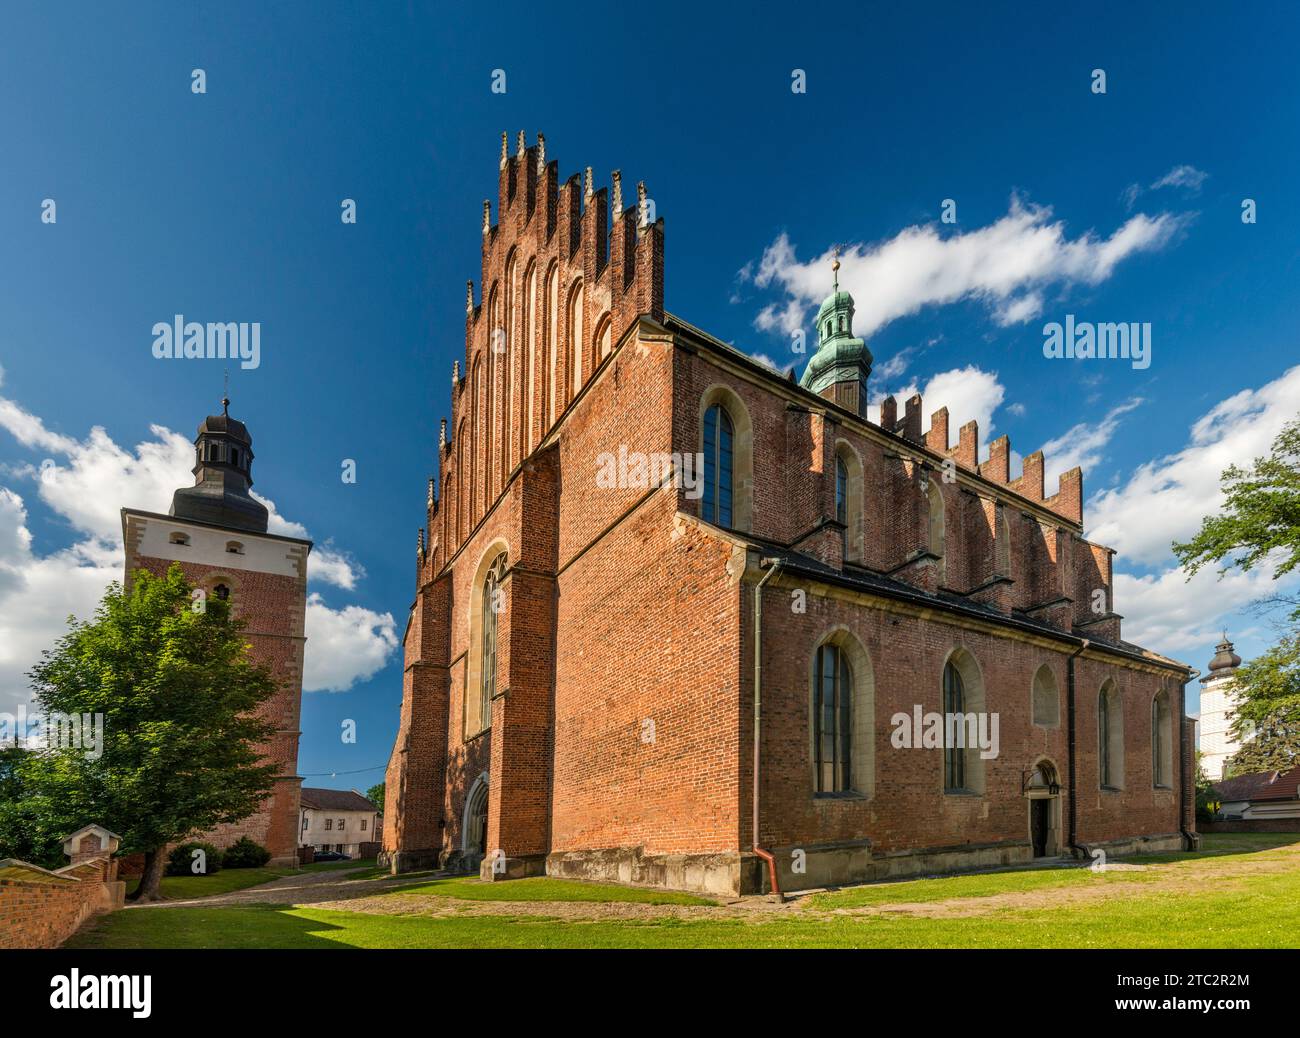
[75,834,1300,949]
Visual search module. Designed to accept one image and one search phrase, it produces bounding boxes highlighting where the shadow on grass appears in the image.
[67,904,356,949]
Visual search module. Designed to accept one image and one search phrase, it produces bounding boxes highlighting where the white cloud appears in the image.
[1087,364,1300,566]
[1124,165,1208,210]
[868,366,1006,455]
[1116,563,1298,656]
[1038,397,1143,485]
[0,382,397,709]
[747,197,1186,340]
[1089,363,1300,660]
[303,594,399,692]
[1152,165,1208,193]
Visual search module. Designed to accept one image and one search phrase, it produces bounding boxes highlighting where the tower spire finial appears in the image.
[222,369,230,416]
[831,245,841,293]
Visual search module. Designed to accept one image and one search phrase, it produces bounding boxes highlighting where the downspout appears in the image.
[753,556,784,900]
[1066,639,1090,858]
[1179,668,1202,850]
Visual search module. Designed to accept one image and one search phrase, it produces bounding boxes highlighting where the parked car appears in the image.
[311,851,352,862]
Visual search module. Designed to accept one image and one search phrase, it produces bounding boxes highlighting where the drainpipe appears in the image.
[1066,638,1090,859]
[753,555,784,900]
[1179,668,1201,850]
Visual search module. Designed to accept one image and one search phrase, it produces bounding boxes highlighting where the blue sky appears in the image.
[1,2,1298,786]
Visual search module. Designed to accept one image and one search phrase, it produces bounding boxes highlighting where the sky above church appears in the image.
[1,2,1298,786]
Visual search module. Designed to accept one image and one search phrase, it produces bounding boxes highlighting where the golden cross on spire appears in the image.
[831,245,842,292]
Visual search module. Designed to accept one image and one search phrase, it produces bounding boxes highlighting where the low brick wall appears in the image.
[1199,818,1300,834]
[0,858,124,949]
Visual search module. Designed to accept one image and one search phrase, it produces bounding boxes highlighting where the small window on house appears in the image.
[302,815,308,830]
[337,818,345,830]
[360,819,367,832]
[213,584,230,601]
[324,818,333,831]
[169,532,190,546]
[226,541,244,555]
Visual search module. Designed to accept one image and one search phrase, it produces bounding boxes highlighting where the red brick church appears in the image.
[380,133,1196,895]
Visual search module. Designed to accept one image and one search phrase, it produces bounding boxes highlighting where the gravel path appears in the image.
[129,866,443,910]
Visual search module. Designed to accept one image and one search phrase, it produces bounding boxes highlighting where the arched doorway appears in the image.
[1025,759,1061,858]
[462,773,489,862]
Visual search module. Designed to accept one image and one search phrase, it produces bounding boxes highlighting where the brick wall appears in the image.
[382,136,1189,890]
[0,859,121,949]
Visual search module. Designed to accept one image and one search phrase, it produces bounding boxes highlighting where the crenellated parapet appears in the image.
[875,390,1084,526]
[440,132,666,559]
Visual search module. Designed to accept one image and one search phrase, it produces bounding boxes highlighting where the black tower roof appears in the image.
[169,397,270,533]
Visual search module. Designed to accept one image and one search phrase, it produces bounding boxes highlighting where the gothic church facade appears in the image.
[381,134,1195,895]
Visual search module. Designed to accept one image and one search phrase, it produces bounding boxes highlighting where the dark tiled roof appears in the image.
[299,788,379,812]
[1212,765,1300,803]
[765,548,1188,673]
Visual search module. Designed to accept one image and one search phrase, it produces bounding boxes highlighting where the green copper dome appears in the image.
[801,260,872,400]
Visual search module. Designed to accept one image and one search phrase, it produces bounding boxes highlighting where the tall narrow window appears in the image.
[569,280,584,396]
[943,661,966,791]
[1099,692,1111,787]
[702,404,734,526]
[835,456,847,524]
[1098,681,1125,790]
[1152,690,1172,788]
[813,643,852,793]
[546,265,558,424]
[480,553,507,728]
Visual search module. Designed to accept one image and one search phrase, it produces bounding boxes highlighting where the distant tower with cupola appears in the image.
[120,397,311,865]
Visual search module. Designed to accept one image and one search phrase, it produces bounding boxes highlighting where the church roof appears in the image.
[169,397,269,533]
[198,412,251,443]
[1207,634,1242,673]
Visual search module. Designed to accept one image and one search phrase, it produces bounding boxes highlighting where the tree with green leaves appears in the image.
[1174,416,1300,773]
[366,781,385,814]
[14,563,281,901]
[1174,417,1300,591]
[1193,753,1221,822]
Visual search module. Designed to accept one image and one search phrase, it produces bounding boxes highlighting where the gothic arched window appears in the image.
[813,643,852,793]
[479,553,507,728]
[943,660,966,791]
[702,403,734,527]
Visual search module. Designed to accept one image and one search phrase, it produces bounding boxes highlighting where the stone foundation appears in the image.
[547,847,746,897]
[384,848,442,874]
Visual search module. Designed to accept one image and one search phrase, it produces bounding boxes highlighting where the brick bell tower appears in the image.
[120,397,311,866]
